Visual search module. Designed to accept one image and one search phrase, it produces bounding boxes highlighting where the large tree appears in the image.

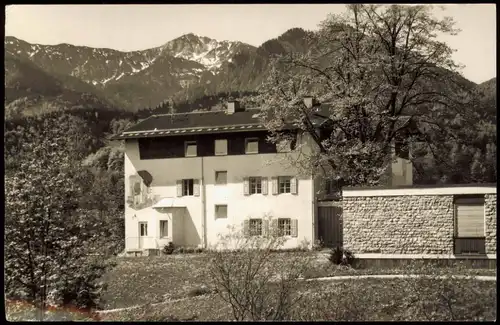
[257,4,490,187]
[4,113,124,319]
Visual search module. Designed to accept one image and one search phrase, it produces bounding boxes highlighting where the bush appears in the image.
[207,220,313,321]
[170,246,205,254]
[187,286,213,297]
[162,242,175,255]
[312,240,324,251]
[328,246,355,266]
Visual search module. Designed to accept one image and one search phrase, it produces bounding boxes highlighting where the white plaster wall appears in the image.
[203,154,314,249]
[124,136,315,250]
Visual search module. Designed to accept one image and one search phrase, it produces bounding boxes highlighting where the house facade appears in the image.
[114,99,326,253]
[113,97,424,255]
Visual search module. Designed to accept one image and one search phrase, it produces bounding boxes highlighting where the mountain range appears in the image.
[4,28,317,112]
[4,28,496,115]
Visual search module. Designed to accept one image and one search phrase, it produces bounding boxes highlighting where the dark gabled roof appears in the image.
[111,105,333,140]
[111,109,267,140]
[111,101,417,141]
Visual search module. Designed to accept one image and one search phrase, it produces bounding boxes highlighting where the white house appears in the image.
[112,97,412,255]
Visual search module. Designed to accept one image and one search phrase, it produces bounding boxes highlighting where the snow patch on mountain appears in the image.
[163,34,247,71]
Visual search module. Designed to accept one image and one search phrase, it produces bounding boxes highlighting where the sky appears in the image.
[5,4,496,84]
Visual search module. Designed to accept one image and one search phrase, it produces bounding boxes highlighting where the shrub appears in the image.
[328,246,355,266]
[162,242,175,255]
[187,286,213,297]
[170,246,205,254]
[207,219,313,321]
[312,240,324,251]
[396,260,498,321]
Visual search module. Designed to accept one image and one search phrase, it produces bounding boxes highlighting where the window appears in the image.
[215,205,228,219]
[454,196,486,255]
[182,179,194,196]
[278,176,292,194]
[278,218,291,236]
[215,139,228,155]
[139,222,148,236]
[160,220,168,238]
[185,141,197,157]
[249,177,262,194]
[245,138,259,154]
[215,171,227,185]
[249,219,262,236]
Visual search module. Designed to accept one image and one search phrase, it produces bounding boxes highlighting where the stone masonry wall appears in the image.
[485,194,497,254]
[343,195,455,254]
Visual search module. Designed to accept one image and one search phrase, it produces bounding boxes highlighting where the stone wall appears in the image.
[343,189,497,256]
[343,195,454,254]
[485,194,497,254]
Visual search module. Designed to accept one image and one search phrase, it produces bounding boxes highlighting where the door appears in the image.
[317,203,343,248]
[139,222,148,249]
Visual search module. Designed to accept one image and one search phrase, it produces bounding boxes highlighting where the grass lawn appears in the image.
[8,252,495,321]
[100,251,496,311]
[100,277,496,321]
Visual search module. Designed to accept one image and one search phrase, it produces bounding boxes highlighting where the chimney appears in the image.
[389,140,413,186]
[227,100,243,114]
[303,96,314,109]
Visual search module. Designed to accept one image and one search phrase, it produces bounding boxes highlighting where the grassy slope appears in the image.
[101,276,496,321]
[100,252,496,310]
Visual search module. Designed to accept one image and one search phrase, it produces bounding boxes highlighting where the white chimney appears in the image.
[303,96,314,108]
[227,100,243,114]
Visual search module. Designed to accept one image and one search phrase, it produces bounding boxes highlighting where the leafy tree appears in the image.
[257,4,484,187]
[4,124,121,319]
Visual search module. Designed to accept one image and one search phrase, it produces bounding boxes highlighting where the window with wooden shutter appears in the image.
[249,177,262,194]
[291,219,298,237]
[185,141,197,157]
[271,177,278,195]
[271,219,278,236]
[249,219,262,236]
[245,138,259,154]
[182,179,194,196]
[215,139,228,155]
[215,171,227,185]
[243,178,250,196]
[193,179,200,197]
[243,220,250,237]
[278,218,291,236]
[262,178,269,195]
[176,180,183,197]
[262,219,269,236]
[290,177,298,194]
[278,176,292,194]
